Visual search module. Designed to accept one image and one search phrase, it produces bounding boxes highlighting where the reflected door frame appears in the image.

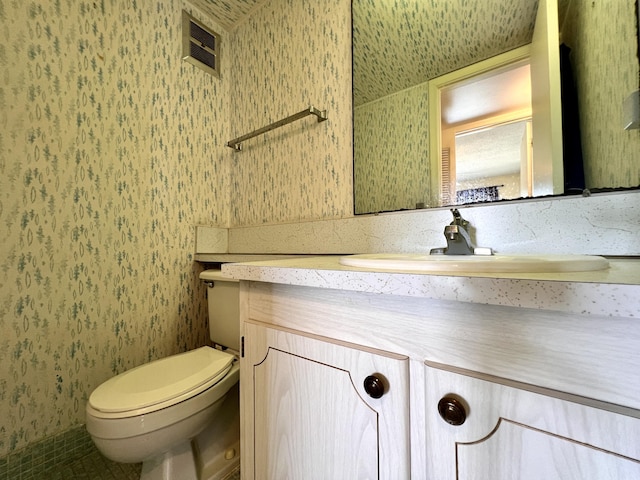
[449,114,533,202]
[428,46,532,207]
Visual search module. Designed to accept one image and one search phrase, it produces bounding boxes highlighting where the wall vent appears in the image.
[182,11,220,78]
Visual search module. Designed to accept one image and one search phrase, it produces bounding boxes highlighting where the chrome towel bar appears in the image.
[226,106,328,151]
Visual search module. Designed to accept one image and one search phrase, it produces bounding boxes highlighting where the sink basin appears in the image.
[339,253,610,273]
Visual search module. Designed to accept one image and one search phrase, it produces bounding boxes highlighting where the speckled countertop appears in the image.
[222,256,640,318]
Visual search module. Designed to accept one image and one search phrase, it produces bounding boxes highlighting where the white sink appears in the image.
[339,253,610,273]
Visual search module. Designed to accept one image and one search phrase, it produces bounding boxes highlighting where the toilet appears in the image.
[86,270,240,480]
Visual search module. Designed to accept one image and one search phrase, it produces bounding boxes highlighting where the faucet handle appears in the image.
[450,208,468,227]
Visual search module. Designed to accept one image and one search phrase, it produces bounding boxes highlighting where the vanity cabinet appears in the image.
[424,364,640,479]
[231,270,640,480]
[240,321,411,480]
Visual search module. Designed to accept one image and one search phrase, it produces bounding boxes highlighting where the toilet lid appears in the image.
[89,346,234,414]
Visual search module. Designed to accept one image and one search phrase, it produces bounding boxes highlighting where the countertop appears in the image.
[222,256,640,317]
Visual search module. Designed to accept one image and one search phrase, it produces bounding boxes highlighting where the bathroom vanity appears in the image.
[223,256,640,479]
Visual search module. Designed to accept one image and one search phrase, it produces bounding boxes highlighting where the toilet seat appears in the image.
[89,346,234,419]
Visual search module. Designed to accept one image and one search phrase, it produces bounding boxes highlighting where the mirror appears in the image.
[353,0,640,215]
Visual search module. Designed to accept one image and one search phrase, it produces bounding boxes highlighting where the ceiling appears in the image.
[189,1,560,111]
[188,0,265,31]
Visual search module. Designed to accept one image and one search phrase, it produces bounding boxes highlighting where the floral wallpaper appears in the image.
[0,0,354,460]
[0,0,229,457]
[1,0,637,464]
[354,83,431,214]
[562,0,640,189]
[226,0,353,226]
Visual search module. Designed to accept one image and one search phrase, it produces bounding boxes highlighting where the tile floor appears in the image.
[42,449,141,479]
[42,447,241,480]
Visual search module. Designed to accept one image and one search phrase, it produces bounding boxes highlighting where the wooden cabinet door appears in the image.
[241,322,410,480]
[424,364,640,479]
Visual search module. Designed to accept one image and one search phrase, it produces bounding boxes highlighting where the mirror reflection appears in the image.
[437,52,535,205]
[353,0,640,215]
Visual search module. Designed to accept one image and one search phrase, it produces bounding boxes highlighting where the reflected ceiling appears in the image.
[456,121,528,180]
[441,63,531,126]
[352,0,540,106]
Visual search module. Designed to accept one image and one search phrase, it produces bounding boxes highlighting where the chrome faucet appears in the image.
[430,209,493,256]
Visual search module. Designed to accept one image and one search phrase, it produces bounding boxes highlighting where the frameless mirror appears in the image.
[353,0,640,215]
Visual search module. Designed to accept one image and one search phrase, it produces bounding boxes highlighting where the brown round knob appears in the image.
[438,396,467,425]
[363,374,386,398]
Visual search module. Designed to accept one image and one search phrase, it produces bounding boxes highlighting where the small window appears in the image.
[182,11,220,78]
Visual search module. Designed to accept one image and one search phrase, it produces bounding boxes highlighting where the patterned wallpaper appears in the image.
[354,83,431,214]
[563,0,640,189]
[1,0,637,461]
[226,0,354,226]
[0,0,229,457]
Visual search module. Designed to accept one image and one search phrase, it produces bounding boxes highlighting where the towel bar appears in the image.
[226,106,328,151]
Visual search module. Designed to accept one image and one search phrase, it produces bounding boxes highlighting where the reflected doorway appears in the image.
[429,35,564,207]
[434,48,533,205]
[452,119,532,205]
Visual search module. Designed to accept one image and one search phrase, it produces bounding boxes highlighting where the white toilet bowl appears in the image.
[86,346,239,479]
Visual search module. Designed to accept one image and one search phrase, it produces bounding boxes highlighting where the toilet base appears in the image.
[138,382,240,480]
[140,441,199,480]
[194,383,240,480]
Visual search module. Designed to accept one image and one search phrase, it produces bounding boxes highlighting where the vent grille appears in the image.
[182,11,220,78]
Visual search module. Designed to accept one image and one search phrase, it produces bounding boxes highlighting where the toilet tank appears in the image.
[199,269,240,352]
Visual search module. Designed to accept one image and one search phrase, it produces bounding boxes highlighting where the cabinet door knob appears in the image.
[438,396,467,425]
[363,374,386,399]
